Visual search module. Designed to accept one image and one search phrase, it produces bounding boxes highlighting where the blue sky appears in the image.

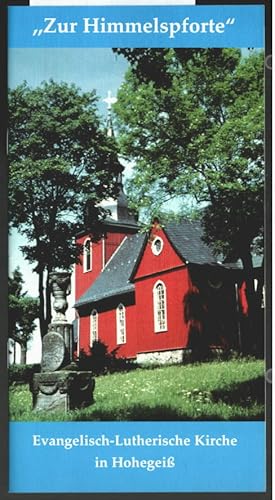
[8,47,128,117]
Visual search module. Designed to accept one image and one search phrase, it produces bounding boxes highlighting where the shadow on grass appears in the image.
[74,402,264,422]
[211,376,265,407]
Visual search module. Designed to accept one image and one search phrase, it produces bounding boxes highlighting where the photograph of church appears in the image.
[74,171,264,363]
[8,46,265,422]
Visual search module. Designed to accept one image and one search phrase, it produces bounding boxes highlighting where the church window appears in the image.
[153,280,167,332]
[90,309,98,346]
[152,236,164,256]
[116,303,126,344]
[83,238,92,272]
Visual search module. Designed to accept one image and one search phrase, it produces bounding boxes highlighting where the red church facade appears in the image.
[74,190,263,362]
[133,225,190,362]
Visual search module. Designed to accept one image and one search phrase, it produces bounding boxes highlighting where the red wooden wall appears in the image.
[135,267,190,354]
[76,224,193,359]
[75,232,127,301]
[78,303,137,358]
[134,226,184,279]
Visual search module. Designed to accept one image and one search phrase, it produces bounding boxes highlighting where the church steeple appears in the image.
[100,91,137,224]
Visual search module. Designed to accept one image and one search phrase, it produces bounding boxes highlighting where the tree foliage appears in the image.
[114,48,264,258]
[9,268,39,363]
[9,80,121,336]
[114,48,204,88]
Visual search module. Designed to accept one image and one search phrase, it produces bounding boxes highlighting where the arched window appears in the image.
[90,309,98,346]
[153,280,167,332]
[83,238,92,272]
[116,303,126,344]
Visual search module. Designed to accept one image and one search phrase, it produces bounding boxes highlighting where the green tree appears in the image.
[8,268,39,364]
[115,49,264,351]
[9,80,122,337]
[115,49,263,211]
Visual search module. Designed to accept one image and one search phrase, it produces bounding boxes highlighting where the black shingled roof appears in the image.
[164,220,218,265]
[75,232,146,308]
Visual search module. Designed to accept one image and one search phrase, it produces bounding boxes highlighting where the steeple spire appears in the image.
[100,90,137,224]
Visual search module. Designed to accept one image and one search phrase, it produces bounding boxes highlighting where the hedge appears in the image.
[8,364,41,385]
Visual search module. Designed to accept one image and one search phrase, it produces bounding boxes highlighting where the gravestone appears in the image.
[41,332,65,372]
[30,271,95,412]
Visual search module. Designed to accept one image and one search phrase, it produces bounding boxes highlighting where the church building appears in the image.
[74,176,263,363]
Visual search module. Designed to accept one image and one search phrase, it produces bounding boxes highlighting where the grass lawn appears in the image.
[9,358,265,421]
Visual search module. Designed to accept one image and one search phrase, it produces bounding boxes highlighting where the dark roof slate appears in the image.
[75,232,146,307]
[164,220,218,265]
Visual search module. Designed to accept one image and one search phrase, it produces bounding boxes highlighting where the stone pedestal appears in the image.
[31,271,95,413]
[31,371,95,412]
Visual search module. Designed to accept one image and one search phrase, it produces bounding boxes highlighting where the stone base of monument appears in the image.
[31,371,95,412]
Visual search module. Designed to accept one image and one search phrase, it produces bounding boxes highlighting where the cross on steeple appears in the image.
[103,90,117,110]
[103,90,117,137]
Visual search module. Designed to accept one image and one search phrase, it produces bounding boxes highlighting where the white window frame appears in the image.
[83,238,92,272]
[116,303,126,344]
[153,280,168,332]
[90,309,98,346]
[151,236,164,256]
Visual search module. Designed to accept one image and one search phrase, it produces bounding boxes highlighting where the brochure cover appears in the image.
[5,0,271,496]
